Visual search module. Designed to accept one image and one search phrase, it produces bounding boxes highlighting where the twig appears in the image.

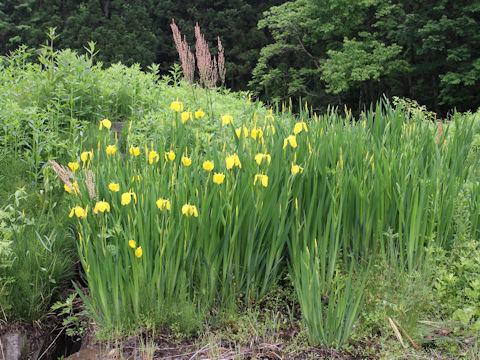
[37,326,65,360]
[188,343,210,360]
[1,338,5,360]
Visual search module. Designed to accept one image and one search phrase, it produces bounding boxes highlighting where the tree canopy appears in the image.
[251,0,480,114]
[1,0,479,114]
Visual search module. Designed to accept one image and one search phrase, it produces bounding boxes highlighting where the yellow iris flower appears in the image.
[93,201,110,214]
[235,126,249,139]
[80,151,93,164]
[221,114,233,126]
[156,198,171,211]
[254,153,271,165]
[65,182,80,196]
[283,135,297,149]
[213,173,225,184]
[69,205,88,219]
[68,162,79,172]
[108,182,120,192]
[251,127,263,140]
[203,160,214,172]
[135,246,143,258]
[121,191,137,206]
[182,156,192,167]
[129,240,136,248]
[195,109,205,119]
[182,203,198,217]
[164,150,176,162]
[149,151,159,164]
[99,118,111,130]
[293,121,308,135]
[129,146,140,156]
[181,111,192,123]
[106,145,117,155]
[170,100,183,112]
[254,174,268,187]
[291,163,304,175]
[225,155,235,169]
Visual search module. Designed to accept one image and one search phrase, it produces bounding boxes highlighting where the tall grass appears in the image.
[62,93,477,346]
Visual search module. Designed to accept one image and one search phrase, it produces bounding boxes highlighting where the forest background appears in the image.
[2,0,480,116]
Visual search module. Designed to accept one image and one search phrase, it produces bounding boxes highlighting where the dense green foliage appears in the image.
[2,1,479,114]
[0,0,281,91]
[251,0,480,114]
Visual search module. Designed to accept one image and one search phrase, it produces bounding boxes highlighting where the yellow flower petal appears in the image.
[203,160,214,172]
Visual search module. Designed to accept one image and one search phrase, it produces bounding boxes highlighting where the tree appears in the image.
[252,0,480,114]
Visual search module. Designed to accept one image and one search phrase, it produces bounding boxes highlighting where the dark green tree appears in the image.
[252,0,480,114]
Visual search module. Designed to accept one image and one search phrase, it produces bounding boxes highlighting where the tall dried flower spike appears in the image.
[85,170,97,200]
[50,160,75,192]
[218,36,226,86]
[171,19,195,84]
[210,57,218,88]
[195,23,210,87]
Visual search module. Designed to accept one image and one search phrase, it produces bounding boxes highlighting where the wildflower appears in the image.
[182,203,198,217]
[106,145,117,155]
[254,174,268,187]
[265,113,274,122]
[291,163,304,175]
[266,124,275,135]
[108,182,120,192]
[195,109,205,119]
[66,181,80,195]
[213,173,225,184]
[149,151,159,164]
[170,100,183,112]
[203,160,214,172]
[164,150,176,162]
[99,118,112,130]
[156,198,171,211]
[69,205,88,219]
[221,114,233,126]
[129,146,140,156]
[129,240,136,248]
[233,154,241,168]
[80,151,93,164]
[283,135,297,149]
[135,246,143,258]
[293,121,308,135]
[225,155,235,169]
[93,201,110,214]
[182,156,192,167]
[235,126,249,139]
[68,162,79,172]
[254,153,271,165]
[121,191,137,206]
[251,127,263,140]
[225,154,241,170]
[181,111,192,123]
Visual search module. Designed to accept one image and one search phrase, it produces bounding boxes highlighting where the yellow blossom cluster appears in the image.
[182,203,198,217]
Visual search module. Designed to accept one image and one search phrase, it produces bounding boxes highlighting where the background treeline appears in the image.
[1,0,479,115]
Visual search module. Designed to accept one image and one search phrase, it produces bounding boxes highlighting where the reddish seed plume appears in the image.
[210,57,218,88]
[170,19,195,84]
[171,19,226,88]
[437,121,443,145]
[217,36,226,86]
[195,22,213,87]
